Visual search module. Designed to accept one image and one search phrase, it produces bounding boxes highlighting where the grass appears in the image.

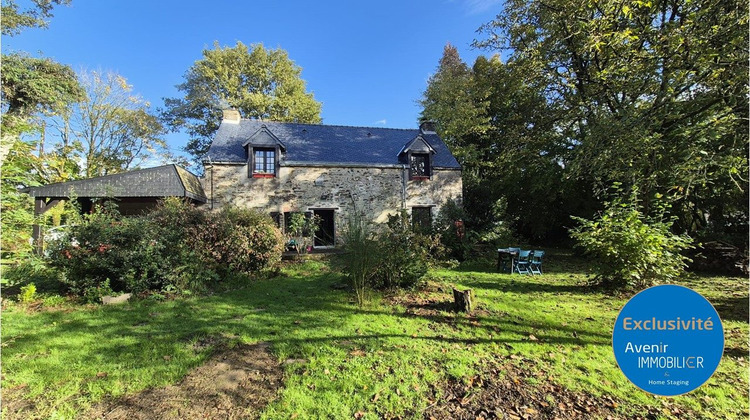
[2,254,748,419]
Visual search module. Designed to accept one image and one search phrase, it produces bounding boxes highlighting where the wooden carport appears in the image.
[24,165,206,252]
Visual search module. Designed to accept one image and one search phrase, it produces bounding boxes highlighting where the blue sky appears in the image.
[3,0,505,159]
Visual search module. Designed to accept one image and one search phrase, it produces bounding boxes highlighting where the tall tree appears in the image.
[476,0,748,243]
[0,139,44,263]
[161,41,322,160]
[420,44,489,155]
[421,45,585,242]
[1,0,70,36]
[1,52,84,166]
[1,0,80,266]
[49,70,169,178]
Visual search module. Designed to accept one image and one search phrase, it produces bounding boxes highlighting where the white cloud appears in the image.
[374,119,387,125]
[462,0,503,15]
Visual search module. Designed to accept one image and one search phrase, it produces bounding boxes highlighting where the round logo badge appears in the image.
[612,284,724,396]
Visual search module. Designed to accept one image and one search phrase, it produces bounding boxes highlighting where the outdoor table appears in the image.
[497,248,519,273]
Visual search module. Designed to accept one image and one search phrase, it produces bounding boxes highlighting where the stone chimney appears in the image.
[222,109,241,124]
[419,120,437,134]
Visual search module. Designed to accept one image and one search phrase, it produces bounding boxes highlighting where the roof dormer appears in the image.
[243,125,286,179]
[399,134,436,180]
[398,134,436,157]
[242,125,287,151]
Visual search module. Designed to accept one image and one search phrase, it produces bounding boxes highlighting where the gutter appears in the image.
[401,164,407,209]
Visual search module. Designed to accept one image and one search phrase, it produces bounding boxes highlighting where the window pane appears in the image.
[410,154,428,177]
[253,149,275,174]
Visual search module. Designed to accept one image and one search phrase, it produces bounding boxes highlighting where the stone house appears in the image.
[203,110,463,247]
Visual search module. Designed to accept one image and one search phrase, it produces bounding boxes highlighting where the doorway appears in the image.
[313,209,335,247]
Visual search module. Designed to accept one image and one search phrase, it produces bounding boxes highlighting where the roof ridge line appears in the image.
[239,119,419,132]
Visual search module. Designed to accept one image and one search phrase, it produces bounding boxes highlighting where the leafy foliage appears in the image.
[434,198,472,261]
[1,0,70,36]
[286,212,321,254]
[47,69,170,178]
[48,199,284,299]
[570,186,693,289]
[471,0,748,246]
[1,52,84,117]
[161,41,322,160]
[192,205,284,275]
[421,46,581,244]
[0,139,43,266]
[370,211,440,290]
[334,208,380,306]
[0,52,84,166]
[47,202,168,295]
[336,209,440,305]
[18,283,37,303]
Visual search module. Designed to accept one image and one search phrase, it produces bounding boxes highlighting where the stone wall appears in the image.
[204,164,462,245]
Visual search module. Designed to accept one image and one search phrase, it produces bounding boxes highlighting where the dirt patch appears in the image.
[88,342,282,420]
[423,359,685,420]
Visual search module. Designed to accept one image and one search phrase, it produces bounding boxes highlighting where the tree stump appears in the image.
[453,288,474,313]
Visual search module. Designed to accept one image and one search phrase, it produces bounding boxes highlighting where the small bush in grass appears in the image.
[371,211,439,290]
[336,209,442,303]
[18,283,37,303]
[334,209,380,306]
[40,294,67,307]
[570,186,693,290]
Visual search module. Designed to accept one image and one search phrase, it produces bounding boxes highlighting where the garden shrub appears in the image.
[192,206,284,275]
[570,187,693,289]
[48,202,171,296]
[371,211,439,290]
[286,212,321,254]
[335,209,441,304]
[146,198,218,292]
[435,198,513,262]
[18,283,37,303]
[334,209,380,306]
[434,198,471,261]
[48,199,284,299]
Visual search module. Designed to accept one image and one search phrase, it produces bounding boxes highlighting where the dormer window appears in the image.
[399,134,435,181]
[243,125,285,179]
[252,148,276,178]
[410,153,430,179]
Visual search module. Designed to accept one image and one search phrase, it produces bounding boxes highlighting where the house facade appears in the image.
[203,110,462,247]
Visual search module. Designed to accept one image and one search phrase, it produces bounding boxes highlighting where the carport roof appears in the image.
[25,165,206,203]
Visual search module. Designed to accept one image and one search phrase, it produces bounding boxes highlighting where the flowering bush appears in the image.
[192,206,284,275]
[48,202,169,296]
[48,199,284,299]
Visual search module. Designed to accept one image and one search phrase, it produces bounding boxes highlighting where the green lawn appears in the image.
[2,254,748,419]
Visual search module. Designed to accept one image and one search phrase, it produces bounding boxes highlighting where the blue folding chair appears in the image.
[515,250,531,274]
[500,247,521,273]
[530,250,545,275]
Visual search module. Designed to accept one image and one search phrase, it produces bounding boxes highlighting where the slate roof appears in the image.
[205,120,461,169]
[25,165,207,202]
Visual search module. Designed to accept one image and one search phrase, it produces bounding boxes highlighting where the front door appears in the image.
[313,209,335,247]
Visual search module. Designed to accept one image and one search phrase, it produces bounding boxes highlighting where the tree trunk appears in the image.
[453,288,474,313]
